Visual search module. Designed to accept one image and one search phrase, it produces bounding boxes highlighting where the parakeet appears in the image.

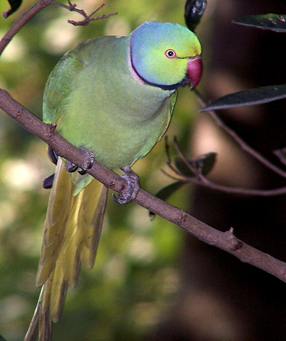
[25,21,202,341]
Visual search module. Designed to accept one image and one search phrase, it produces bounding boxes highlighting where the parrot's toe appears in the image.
[112,166,140,204]
[79,147,95,174]
[43,173,55,189]
[47,146,58,165]
[65,160,78,172]
[64,148,95,175]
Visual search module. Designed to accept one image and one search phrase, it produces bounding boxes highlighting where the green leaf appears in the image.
[175,152,216,177]
[234,14,286,32]
[149,181,186,218]
[0,335,8,341]
[2,0,22,18]
[184,0,207,31]
[201,84,286,111]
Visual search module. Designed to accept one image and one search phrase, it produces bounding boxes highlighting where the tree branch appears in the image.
[196,91,286,179]
[1,0,286,293]
[164,137,286,196]
[1,0,49,54]
[1,88,286,284]
[0,0,116,55]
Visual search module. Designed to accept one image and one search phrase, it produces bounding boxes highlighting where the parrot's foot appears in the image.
[47,146,58,165]
[44,147,95,188]
[65,160,78,172]
[43,147,58,189]
[78,147,95,175]
[43,174,55,189]
[112,166,140,204]
[64,148,95,174]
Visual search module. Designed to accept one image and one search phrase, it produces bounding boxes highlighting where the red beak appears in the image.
[187,56,203,90]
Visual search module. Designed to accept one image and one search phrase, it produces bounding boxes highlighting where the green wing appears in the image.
[43,40,95,124]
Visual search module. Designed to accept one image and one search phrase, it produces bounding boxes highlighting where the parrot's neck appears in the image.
[111,35,176,122]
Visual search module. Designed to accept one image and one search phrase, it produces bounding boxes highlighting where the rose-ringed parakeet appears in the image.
[25,21,202,341]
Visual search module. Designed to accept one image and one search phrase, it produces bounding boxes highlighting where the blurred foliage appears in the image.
[0,0,201,340]
[234,13,286,32]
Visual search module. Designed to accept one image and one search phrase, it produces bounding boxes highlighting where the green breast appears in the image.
[43,36,175,169]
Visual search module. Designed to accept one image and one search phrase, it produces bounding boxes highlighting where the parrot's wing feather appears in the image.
[24,287,52,341]
[156,91,178,142]
[43,39,107,125]
[43,54,77,124]
[43,42,93,124]
[25,157,107,340]
[79,178,107,267]
[36,157,74,285]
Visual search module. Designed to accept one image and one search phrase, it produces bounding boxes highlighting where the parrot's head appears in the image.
[130,21,202,90]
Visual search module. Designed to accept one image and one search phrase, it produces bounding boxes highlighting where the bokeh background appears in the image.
[1,0,286,340]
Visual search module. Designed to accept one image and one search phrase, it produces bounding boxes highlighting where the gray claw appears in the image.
[64,148,95,174]
[43,174,55,189]
[65,160,78,172]
[80,147,95,171]
[112,166,140,204]
[47,146,58,165]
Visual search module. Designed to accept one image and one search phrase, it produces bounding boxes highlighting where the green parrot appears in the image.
[25,21,202,341]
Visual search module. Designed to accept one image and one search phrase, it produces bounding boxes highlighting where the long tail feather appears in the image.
[25,157,107,340]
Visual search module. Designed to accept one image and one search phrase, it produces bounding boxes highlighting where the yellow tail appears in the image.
[25,157,107,341]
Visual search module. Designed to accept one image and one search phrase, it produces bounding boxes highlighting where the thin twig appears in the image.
[0,0,116,55]
[196,90,286,179]
[67,3,117,26]
[1,0,48,55]
[164,136,188,177]
[173,136,200,177]
[164,136,286,196]
[187,173,286,196]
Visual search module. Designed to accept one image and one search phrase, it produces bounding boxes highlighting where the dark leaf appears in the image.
[234,14,286,32]
[201,84,286,111]
[184,0,207,31]
[197,152,216,176]
[154,181,186,202]
[175,152,216,177]
[0,335,7,341]
[149,181,186,218]
[175,158,195,177]
[2,0,22,18]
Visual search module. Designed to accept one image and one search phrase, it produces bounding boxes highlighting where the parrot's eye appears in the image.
[165,49,176,59]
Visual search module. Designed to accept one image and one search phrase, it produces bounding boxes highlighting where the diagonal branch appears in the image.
[0,0,116,55]
[165,138,286,196]
[196,91,286,179]
[1,88,286,284]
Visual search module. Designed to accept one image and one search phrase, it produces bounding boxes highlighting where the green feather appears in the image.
[25,21,202,341]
